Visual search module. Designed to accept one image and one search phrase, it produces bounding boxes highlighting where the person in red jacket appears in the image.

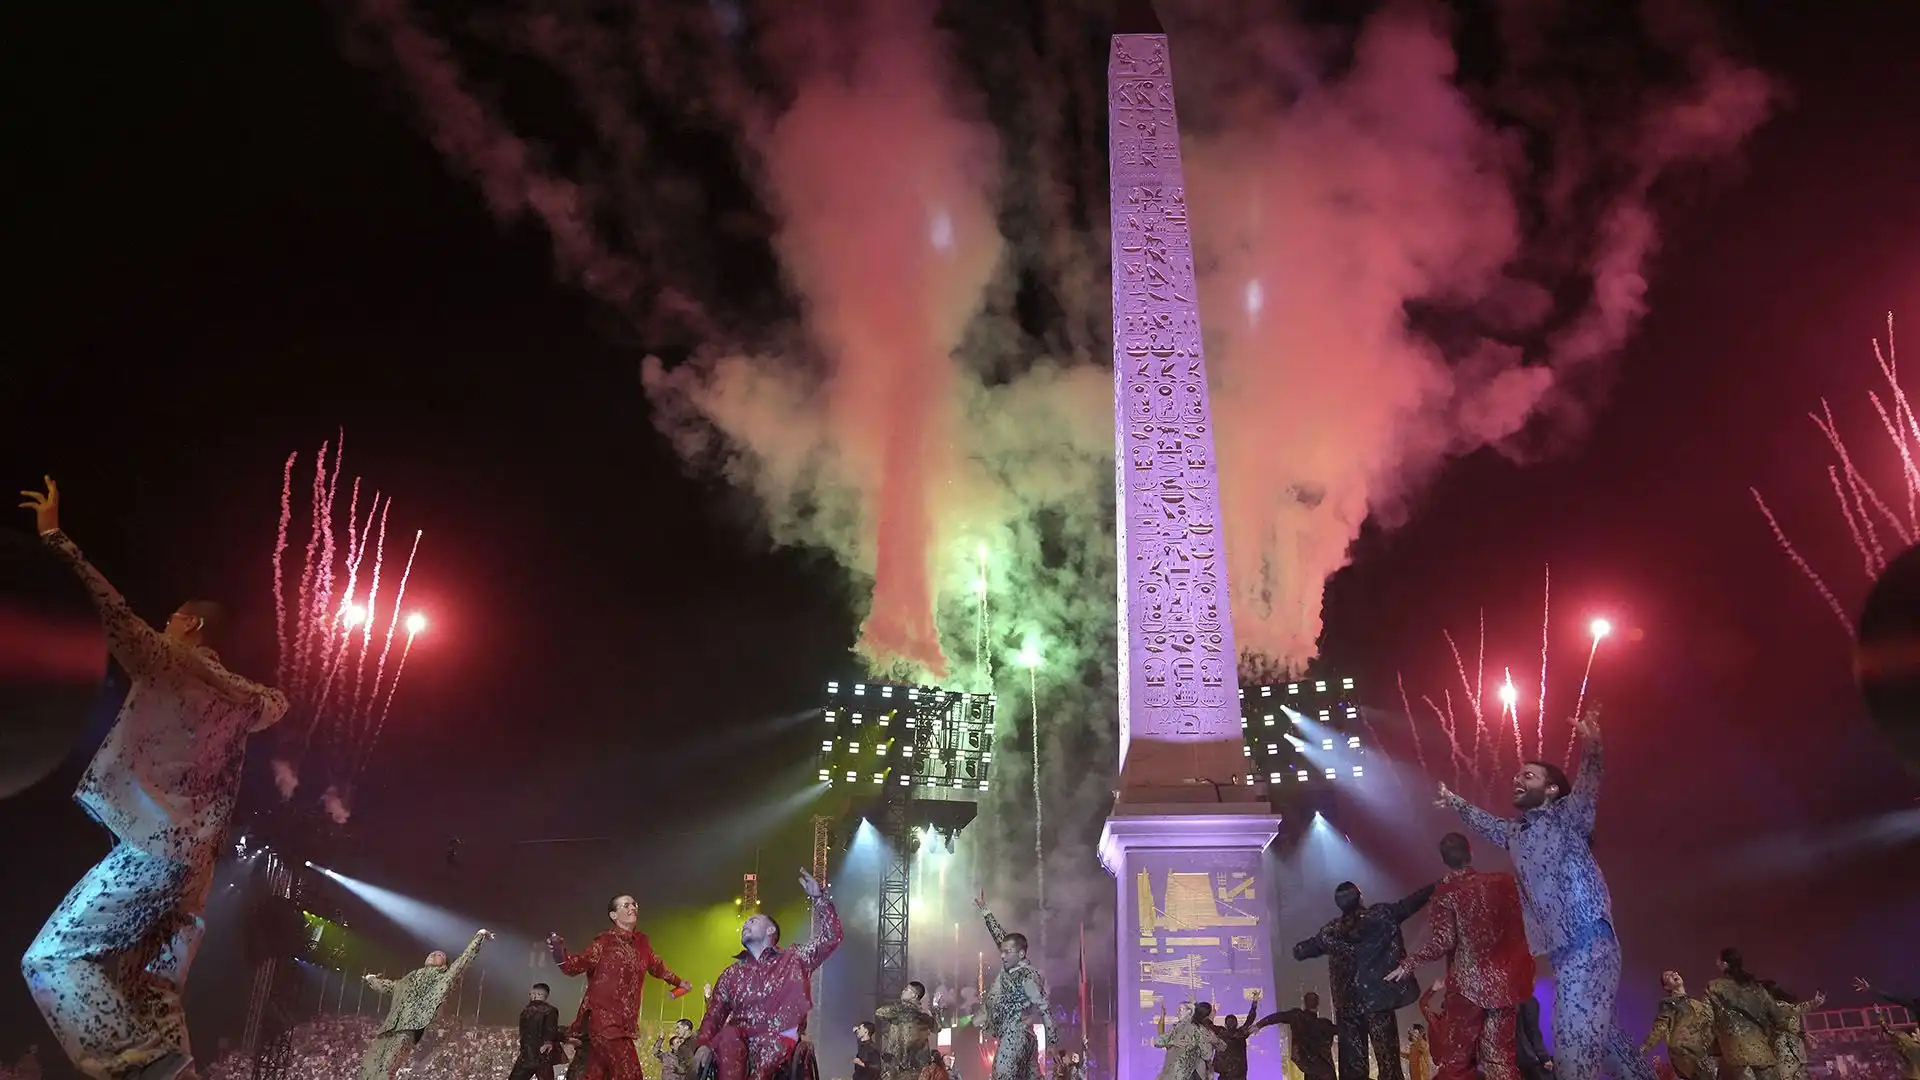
[548,896,693,1080]
[692,870,842,1080]
[1388,833,1536,1080]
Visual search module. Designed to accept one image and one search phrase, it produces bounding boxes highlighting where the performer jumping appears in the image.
[17,478,290,1080]
[691,869,842,1080]
[1438,708,1655,1080]
[1387,833,1535,1080]
[512,982,564,1080]
[549,895,694,1080]
[1641,972,1717,1080]
[1293,878,1435,1080]
[359,930,495,1080]
[971,894,1060,1080]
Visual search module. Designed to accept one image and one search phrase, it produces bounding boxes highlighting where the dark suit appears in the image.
[512,999,564,1080]
[1294,884,1437,1080]
[1516,998,1554,1080]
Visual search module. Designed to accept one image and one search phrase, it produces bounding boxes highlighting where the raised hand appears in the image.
[18,476,58,534]
[1573,706,1602,743]
[973,888,987,911]
[1433,782,1457,809]
[478,929,496,940]
[1853,976,1872,994]
[798,868,824,899]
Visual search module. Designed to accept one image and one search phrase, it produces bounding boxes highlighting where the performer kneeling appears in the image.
[693,870,842,1080]
[360,930,495,1080]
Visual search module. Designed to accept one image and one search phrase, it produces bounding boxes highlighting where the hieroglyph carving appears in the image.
[1110,35,1240,746]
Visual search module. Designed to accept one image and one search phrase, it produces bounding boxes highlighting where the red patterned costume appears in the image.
[695,898,843,1080]
[1402,868,1535,1080]
[552,929,691,1080]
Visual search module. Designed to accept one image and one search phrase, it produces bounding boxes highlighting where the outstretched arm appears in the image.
[1641,1003,1674,1053]
[39,528,291,724]
[1389,882,1438,924]
[443,930,489,984]
[1292,934,1327,962]
[1400,894,1458,969]
[553,933,602,978]
[364,973,396,995]
[796,896,845,972]
[1436,783,1515,849]
[981,905,1010,950]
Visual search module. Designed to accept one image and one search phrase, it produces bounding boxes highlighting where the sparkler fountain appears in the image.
[1096,5,1283,1079]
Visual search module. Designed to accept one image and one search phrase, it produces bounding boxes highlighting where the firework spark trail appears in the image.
[1824,461,1880,577]
[1536,566,1550,758]
[1396,672,1432,780]
[362,528,422,771]
[1423,691,1469,791]
[351,498,391,726]
[274,441,428,797]
[1566,635,1604,761]
[1750,490,1851,633]
[293,441,329,700]
[1475,612,1486,781]
[1507,666,1524,768]
[1864,388,1920,533]
[365,630,418,773]
[1816,402,1899,567]
[1442,626,1486,787]
[273,452,296,692]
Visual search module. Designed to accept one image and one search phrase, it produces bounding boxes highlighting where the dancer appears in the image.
[656,1020,697,1080]
[17,479,290,1080]
[692,870,842,1080]
[1760,983,1822,1080]
[876,982,940,1080]
[971,894,1060,1080]
[1293,878,1436,1080]
[1705,951,1788,1080]
[1387,834,1534,1080]
[1437,707,1655,1080]
[1212,994,1273,1080]
[512,983,564,1080]
[360,930,495,1080]
[1264,993,1339,1080]
[1516,997,1553,1080]
[855,1024,882,1080]
[1152,1002,1223,1080]
[1404,1025,1432,1080]
[1872,1008,1920,1080]
[549,896,693,1080]
[1642,972,1717,1080]
[564,1009,592,1080]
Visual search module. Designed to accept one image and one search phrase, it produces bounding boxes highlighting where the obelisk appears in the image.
[1097,4,1283,1079]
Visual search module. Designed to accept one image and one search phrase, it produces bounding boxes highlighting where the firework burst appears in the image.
[1752,314,1914,633]
[1399,566,1614,800]
[270,436,428,811]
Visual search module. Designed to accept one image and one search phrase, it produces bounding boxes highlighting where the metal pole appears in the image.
[475,968,486,1022]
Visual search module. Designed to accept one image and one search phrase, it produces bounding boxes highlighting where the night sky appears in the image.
[4,0,1920,1067]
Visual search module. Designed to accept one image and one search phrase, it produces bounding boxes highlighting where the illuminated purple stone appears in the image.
[1103,11,1282,1080]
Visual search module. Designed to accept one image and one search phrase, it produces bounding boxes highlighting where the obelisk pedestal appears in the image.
[1097,6,1282,1080]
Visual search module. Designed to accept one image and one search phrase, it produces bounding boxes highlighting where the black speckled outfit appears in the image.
[20,531,288,1080]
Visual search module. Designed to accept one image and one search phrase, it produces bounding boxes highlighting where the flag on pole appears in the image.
[1078,922,1091,1050]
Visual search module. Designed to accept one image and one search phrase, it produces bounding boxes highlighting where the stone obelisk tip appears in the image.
[1112,0,1164,36]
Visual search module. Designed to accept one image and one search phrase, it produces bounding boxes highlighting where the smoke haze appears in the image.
[349,0,1773,973]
